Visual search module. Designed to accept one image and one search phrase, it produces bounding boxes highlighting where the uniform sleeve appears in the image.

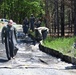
[14,27,17,40]
[1,26,6,44]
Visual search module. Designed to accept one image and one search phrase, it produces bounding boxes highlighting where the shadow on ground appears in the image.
[65,65,76,69]
[0,59,8,63]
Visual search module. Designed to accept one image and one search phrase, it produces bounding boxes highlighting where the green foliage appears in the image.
[43,36,76,57]
[0,0,44,23]
[28,29,35,37]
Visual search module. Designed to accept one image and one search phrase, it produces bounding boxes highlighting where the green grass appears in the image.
[43,36,76,57]
[28,30,35,37]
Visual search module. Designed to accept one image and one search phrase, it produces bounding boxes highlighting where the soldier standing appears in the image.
[1,20,18,60]
[22,17,29,35]
[29,14,35,31]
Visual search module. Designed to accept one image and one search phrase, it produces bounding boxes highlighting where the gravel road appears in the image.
[0,24,76,75]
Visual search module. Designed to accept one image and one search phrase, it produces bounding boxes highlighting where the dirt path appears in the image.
[0,23,76,75]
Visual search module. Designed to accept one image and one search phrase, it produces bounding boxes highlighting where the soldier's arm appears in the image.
[1,26,6,44]
[14,27,17,40]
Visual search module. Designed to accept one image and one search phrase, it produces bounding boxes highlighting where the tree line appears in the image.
[0,0,44,23]
[44,0,76,37]
[1,0,76,37]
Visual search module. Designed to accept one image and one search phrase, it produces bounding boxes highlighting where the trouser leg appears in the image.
[5,43,11,60]
[42,30,47,40]
[9,42,14,58]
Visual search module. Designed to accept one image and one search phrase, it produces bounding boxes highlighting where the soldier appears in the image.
[1,20,18,60]
[35,27,49,43]
[29,14,35,31]
[34,18,41,28]
[22,17,29,36]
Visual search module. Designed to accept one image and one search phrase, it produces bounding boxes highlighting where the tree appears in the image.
[74,0,76,36]
[0,0,44,23]
[60,0,65,36]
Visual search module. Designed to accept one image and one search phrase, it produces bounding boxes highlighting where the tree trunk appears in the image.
[60,0,65,36]
[54,0,59,36]
[74,0,76,36]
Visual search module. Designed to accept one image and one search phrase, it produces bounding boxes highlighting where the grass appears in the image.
[28,30,35,37]
[43,36,76,57]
